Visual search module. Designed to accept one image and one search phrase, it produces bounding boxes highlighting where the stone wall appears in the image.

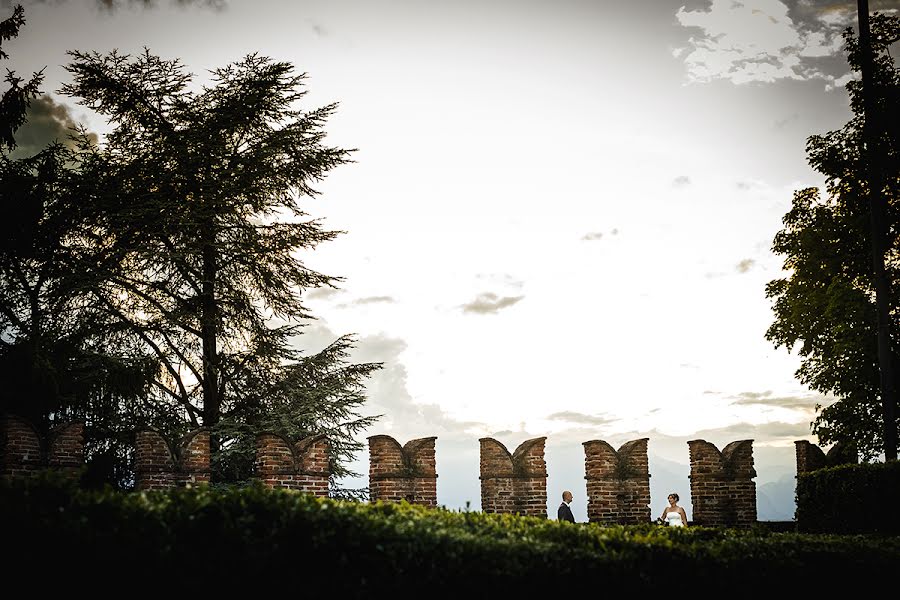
[583,438,651,524]
[479,437,547,517]
[688,439,757,527]
[134,428,210,490]
[1,415,83,480]
[255,432,331,496]
[368,435,438,506]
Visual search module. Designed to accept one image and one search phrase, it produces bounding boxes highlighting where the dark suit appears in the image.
[558,501,575,523]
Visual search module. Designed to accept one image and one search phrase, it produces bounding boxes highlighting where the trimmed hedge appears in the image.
[796,460,900,534]
[3,473,899,595]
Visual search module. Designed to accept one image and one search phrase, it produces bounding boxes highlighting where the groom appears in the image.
[557,490,575,523]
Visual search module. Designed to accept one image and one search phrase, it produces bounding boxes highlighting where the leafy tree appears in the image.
[0,5,160,490]
[766,13,900,460]
[60,49,381,486]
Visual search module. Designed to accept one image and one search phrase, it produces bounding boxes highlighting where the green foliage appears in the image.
[766,13,900,459]
[796,459,900,534]
[4,475,900,595]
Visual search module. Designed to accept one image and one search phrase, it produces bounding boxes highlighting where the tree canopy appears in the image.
[766,13,900,460]
[1,3,381,491]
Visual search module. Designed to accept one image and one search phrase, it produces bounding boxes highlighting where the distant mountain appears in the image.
[757,474,796,522]
[648,453,693,519]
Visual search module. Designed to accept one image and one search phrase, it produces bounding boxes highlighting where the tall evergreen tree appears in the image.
[766,13,900,460]
[61,50,380,485]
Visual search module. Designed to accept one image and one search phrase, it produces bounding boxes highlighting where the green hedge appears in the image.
[796,460,900,534]
[3,473,899,595]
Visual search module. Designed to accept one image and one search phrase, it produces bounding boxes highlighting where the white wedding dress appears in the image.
[665,511,685,527]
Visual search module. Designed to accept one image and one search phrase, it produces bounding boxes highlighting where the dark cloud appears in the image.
[735,258,755,273]
[672,175,691,187]
[672,0,898,86]
[94,0,226,12]
[546,411,619,426]
[581,232,603,241]
[9,94,97,159]
[461,292,523,315]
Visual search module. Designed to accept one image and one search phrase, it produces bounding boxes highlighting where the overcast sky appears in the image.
[6,0,898,522]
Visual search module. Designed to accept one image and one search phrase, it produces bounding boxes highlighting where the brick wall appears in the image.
[134,428,210,490]
[368,435,438,506]
[255,432,331,496]
[688,439,757,527]
[795,440,858,475]
[583,438,651,524]
[1,415,83,480]
[480,437,547,518]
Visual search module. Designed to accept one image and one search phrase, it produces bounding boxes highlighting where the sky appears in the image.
[5,0,899,522]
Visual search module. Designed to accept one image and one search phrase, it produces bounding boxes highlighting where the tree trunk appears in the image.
[200,224,220,452]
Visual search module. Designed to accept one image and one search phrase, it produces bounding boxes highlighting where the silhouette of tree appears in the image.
[0,4,41,152]
[0,5,161,492]
[60,49,381,485]
[766,13,900,460]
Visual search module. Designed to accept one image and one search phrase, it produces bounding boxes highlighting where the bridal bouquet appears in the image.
[655,517,668,526]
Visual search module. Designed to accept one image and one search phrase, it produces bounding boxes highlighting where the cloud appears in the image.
[334,295,397,309]
[728,390,832,411]
[581,232,604,241]
[673,0,874,86]
[306,287,343,301]
[92,0,227,11]
[773,113,800,129]
[546,411,620,427]
[672,175,691,187]
[9,95,97,159]
[1,0,229,10]
[736,258,755,273]
[351,295,396,305]
[460,292,524,315]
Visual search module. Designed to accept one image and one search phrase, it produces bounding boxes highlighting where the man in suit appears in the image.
[558,490,575,523]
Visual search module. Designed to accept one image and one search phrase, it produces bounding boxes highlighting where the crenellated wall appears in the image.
[583,438,651,524]
[1,415,84,480]
[134,428,210,490]
[479,437,548,517]
[688,439,757,527]
[0,411,821,526]
[368,435,438,506]
[795,440,858,475]
[255,432,331,496]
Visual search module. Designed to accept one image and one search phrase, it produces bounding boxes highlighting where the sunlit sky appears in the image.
[7,0,898,521]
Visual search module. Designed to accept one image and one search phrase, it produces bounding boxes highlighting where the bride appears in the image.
[660,492,688,527]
